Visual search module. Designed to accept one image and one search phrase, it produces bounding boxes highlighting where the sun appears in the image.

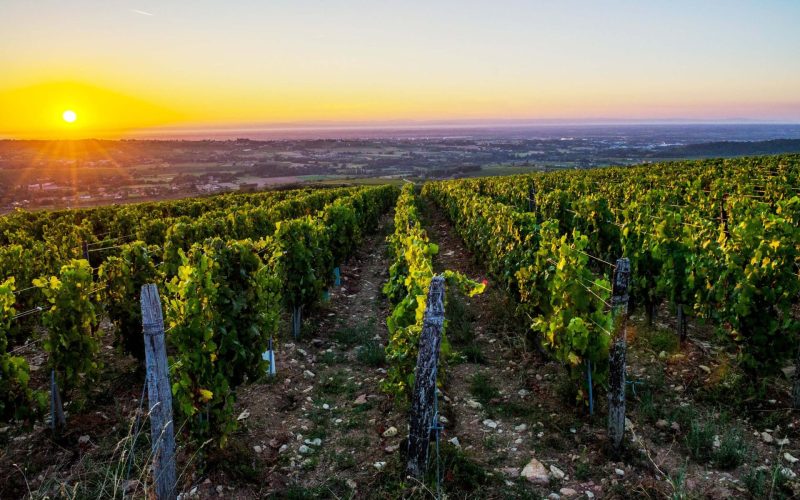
[62,109,77,123]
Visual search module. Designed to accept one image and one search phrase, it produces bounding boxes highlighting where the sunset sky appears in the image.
[2,0,800,138]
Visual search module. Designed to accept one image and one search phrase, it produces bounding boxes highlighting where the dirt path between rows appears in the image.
[200,214,410,498]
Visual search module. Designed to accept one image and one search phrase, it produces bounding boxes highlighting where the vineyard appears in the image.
[0,154,799,499]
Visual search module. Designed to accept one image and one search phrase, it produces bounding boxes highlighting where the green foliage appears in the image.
[382,184,484,396]
[423,182,611,404]
[529,224,613,400]
[0,278,45,421]
[98,241,161,360]
[35,259,100,393]
[263,217,331,317]
[166,238,281,448]
[426,154,800,381]
[701,196,800,372]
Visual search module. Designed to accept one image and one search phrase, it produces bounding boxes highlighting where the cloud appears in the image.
[130,9,154,17]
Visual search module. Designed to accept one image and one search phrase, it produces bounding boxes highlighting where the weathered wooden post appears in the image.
[50,369,66,434]
[793,344,800,409]
[528,183,536,213]
[720,193,730,239]
[676,304,687,342]
[81,240,90,261]
[141,284,177,500]
[608,258,630,452]
[406,276,445,479]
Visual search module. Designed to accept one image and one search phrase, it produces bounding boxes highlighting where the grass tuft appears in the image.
[469,372,499,406]
[356,340,386,367]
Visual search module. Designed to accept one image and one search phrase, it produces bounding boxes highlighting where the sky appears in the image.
[1,0,800,138]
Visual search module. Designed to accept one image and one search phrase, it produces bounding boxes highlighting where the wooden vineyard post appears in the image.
[676,304,687,343]
[406,276,445,479]
[608,258,630,452]
[720,193,730,239]
[141,284,177,500]
[50,369,66,434]
[291,306,302,339]
[528,183,536,213]
[81,240,90,261]
[793,343,800,409]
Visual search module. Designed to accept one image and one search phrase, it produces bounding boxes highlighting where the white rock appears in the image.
[78,435,90,445]
[253,445,263,454]
[483,419,498,429]
[237,409,250,421]
[781,467,797,480]
[449,437,461,448]
[520,458,549,484]
[560,488,578,497]
[585,492,595,499]
[299,445,311,454]
[303,370,315,379]
[515,424,528,432]
[784,452,799,464]
[614,468,624,477]
[699,365,711,374]
[762,432,774,444]
[279,444,288,453]
[548,494,560,500]
[550,465,566,480]
[713,435,721,448]
[518,389,530,397]
[322,403,330,410]
[655,419,669,429]
[373,461,386,470]
[466,399,483,409]
[304,438,322,447]
[383,426,398,438]
[777,437,790,446]
[354,394,367,405]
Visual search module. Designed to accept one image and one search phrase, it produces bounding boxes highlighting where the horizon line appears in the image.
[4,118,800,142]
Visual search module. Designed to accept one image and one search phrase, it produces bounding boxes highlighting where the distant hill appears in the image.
[647,138,800,158]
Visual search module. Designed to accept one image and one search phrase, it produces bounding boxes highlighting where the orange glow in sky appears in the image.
[1,1,799,138]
